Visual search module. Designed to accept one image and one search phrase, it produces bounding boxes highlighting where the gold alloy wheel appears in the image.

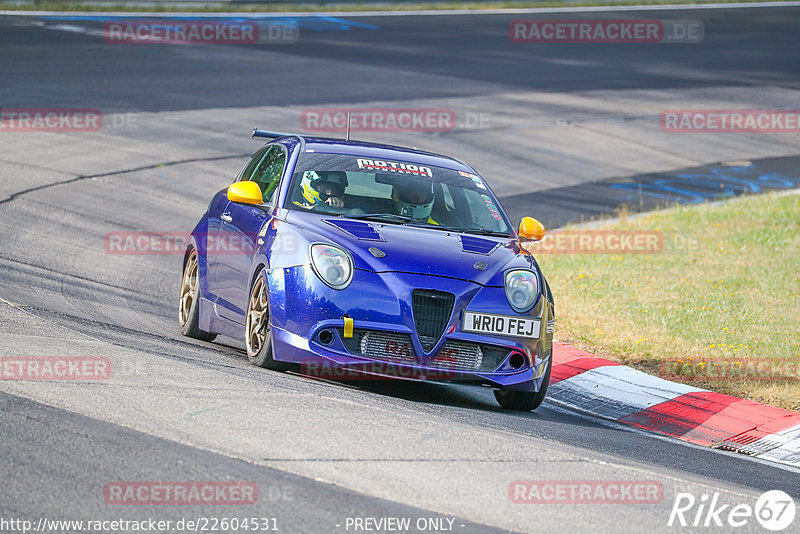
[179,251,198,326]
[246,275,269,356]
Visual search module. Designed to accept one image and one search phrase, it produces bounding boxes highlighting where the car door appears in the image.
[207,145,269,297]
[214,144,287,323]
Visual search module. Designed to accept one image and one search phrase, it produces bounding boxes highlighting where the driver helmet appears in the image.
[300,171,345,206]
[392,180,434,221]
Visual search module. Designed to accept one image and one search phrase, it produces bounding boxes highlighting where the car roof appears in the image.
[277,135,475,173]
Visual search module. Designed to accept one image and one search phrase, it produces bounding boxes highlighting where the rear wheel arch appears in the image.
[178,247,216,342]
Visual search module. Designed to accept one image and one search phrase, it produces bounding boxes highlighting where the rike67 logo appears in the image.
[668,490,796,531]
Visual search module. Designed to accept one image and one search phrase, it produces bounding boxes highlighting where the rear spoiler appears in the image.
[251,128,306,151]
[251,128,295,139]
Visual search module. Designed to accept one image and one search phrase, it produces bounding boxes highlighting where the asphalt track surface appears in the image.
[2,7,800,111]
[1,5,800,534]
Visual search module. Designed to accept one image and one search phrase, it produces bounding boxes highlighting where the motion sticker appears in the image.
[357,159,433,177]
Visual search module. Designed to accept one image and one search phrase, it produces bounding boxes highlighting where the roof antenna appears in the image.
[345,111,352,141]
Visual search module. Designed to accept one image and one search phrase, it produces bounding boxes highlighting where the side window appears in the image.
[239,147,269,182]
[250,146,287,205]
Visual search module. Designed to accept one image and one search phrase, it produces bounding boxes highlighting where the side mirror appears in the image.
[227,182,263,205]
[518,217,546,242]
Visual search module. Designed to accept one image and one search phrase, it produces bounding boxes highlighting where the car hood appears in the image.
[286,211,533,286]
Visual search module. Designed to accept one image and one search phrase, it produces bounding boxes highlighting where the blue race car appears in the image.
[179,129,555,410]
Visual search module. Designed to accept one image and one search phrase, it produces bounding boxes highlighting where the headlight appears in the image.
[504,270,539,312]
[310,244,353,290]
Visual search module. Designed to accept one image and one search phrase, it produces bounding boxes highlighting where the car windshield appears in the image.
[286,152,513,236]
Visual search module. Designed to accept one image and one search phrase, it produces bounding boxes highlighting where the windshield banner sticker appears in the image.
[459,170,487,189]
[481,194,503,221]
[357,158,433,177]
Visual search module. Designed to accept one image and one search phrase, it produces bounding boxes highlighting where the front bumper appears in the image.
[267,264,553,392]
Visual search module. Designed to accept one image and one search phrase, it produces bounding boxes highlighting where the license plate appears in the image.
[462,311,541,339]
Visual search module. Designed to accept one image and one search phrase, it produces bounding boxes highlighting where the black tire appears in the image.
[245,270,290,371]
[179,249,217,342]
[494,357,551,411]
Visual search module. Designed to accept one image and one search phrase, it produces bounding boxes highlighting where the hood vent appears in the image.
[460,235,500,255]
[324,219,383,241]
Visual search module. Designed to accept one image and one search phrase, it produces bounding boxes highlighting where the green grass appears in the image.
[0,0,783,13]
[533,191,800,410]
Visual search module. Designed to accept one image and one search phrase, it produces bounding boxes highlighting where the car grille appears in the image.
[339,329,417,364]
[429,341,511,373]
[412,289,455,352]
[338,328,511,373]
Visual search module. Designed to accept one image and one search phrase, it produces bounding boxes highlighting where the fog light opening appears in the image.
[509,352,526,370]
[318,329,335,346]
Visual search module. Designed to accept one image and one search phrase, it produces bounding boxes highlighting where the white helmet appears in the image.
[393,180,434,220]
